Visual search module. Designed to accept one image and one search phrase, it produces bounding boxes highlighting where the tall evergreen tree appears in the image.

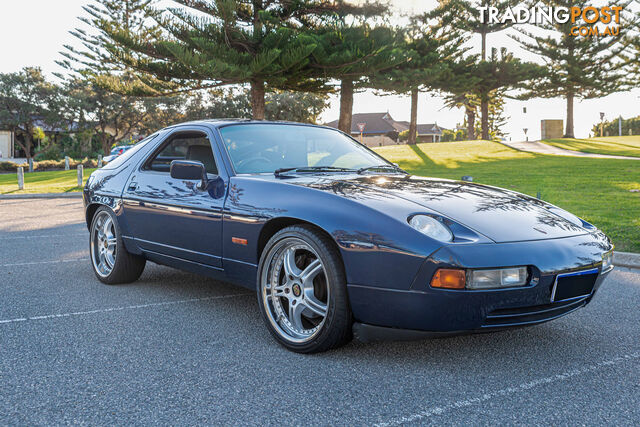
[62,0,371,120]
[310,8,406,133]
[512,0,634,137]
[443,93,480,140]
[432,0,522,139]
[370,13,468,144]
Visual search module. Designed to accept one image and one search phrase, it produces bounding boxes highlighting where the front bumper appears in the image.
[347,232,613,333]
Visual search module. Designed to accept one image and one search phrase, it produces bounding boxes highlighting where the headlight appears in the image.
[467,267,528,289]
[408,215,453,242]
[602,251,613,271]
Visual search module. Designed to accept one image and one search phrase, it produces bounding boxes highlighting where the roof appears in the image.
[325,113,443,135]
[395,121,443,135]
[325,112,399,135]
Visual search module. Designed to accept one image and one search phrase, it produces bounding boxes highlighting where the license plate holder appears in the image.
[551,268,599,302]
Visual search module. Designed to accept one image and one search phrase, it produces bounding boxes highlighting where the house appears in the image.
[325,112,443,147]
[0,117,78,159]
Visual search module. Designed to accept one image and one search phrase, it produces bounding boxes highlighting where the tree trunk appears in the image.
[101,135,111,156]
[481,29,486,61]
[338,79,354,134]
[408,88,418,145]
[250,79,265,120]
[481,93,489,140]
[466,107,476,140]
[564,92,574,138]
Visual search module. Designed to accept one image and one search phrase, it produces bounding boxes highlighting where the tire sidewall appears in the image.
[257,226,350,353]
[90,206,124,284]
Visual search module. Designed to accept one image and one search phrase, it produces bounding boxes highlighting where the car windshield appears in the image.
[219,123,391,174]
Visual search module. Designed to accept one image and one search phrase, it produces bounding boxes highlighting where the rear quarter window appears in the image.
[101,134,159,170]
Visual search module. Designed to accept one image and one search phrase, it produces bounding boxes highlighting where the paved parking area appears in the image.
[1,198,639,425]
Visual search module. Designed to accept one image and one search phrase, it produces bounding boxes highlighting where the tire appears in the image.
[89,206,146,285]
[257,225,352,353]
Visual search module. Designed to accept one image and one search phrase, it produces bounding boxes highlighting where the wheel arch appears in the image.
[257,217,345,269]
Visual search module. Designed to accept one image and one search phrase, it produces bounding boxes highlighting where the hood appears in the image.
[288,175,588,243]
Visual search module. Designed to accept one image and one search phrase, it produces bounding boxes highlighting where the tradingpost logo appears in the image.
[478,5,624,37]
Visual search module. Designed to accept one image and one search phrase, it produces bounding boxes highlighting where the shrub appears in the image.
[34,144,63,161]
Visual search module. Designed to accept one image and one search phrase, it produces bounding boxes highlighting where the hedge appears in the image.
[0,158,98,172]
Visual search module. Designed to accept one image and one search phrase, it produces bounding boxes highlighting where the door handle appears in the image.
[127,182,138,191]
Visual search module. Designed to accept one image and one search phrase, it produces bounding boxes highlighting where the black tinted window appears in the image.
[145,131,217,175]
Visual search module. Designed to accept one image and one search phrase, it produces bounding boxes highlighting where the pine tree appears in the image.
[310,11,406,133]
[443,93,480,140]
[370,13,468,144]
[512,0,634,138]
[433,0,523,140]
[62,0,368,120]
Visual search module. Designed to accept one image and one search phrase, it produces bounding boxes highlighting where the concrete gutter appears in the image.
[0,192,82,200]
[613,252,640,270]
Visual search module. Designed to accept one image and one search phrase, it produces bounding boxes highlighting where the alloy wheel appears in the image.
[261,238,329,343]
[91,211,117,278]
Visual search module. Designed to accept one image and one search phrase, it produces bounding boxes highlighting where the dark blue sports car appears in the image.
[84,120,614,353]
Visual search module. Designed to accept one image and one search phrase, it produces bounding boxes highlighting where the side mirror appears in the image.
[170,160,208,189]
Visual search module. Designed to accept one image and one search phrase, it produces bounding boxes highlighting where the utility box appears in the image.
[541,120,563,140]
[0,130,12,158]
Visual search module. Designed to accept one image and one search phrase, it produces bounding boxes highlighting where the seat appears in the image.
[186,144,217,175]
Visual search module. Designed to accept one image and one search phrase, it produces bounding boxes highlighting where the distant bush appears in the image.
[0,158,97,172]
[398,130,409,142]
[35,144,64,161]
[591,116,640,137]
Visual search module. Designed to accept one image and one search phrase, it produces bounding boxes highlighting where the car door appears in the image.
[122,126,226,268]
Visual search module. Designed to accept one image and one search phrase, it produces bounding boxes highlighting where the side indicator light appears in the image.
[232,237,248,246]
[431,269,466,289]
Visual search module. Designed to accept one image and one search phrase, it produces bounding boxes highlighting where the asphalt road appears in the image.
[1,198,639,425]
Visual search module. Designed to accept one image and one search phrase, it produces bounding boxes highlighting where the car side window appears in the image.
[144,131,218,175]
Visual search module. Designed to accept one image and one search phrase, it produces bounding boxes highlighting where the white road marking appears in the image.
[0,293,252,325]
[0,258,87,267]
[0,232,86,240]
[375,351,640,426]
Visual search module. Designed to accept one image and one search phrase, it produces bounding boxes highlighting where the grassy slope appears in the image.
[0,169,96,194]
[543,135,640,158]
[374,141,640,252]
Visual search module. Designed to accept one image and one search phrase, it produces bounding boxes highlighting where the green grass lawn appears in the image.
[0,169,96,194]
[374,141,640,252]
[543,135,640,158]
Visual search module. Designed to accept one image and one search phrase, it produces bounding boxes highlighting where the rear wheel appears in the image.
[257,225,352,353]
[90,207,145,284]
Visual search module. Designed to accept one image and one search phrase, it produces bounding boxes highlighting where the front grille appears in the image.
[482,297,588,328]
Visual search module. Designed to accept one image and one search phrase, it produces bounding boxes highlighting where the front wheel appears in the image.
[257,225,352,353]
[90,206,146,284]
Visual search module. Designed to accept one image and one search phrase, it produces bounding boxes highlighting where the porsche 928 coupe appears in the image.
[83,120,614,353]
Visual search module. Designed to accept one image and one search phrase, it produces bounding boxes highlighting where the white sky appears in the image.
[0,0,637,139]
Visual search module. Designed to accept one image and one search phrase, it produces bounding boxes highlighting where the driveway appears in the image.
[1,198,639,425]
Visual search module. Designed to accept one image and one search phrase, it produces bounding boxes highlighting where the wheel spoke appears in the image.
[300,259,322,287]
[102,217,112,237]
[106,237,117,248]
[282,247,301,278]
[303,288,327,317]
[288,301,306,331]
[105,251,115,268]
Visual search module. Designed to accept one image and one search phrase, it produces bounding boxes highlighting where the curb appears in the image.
[0,192,82,200]
[613,251,640,270]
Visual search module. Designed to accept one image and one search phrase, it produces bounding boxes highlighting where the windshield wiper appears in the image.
[274,166,356,177]
[357,164,406,174]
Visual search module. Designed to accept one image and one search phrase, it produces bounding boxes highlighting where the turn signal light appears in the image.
[430,269,466,289]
